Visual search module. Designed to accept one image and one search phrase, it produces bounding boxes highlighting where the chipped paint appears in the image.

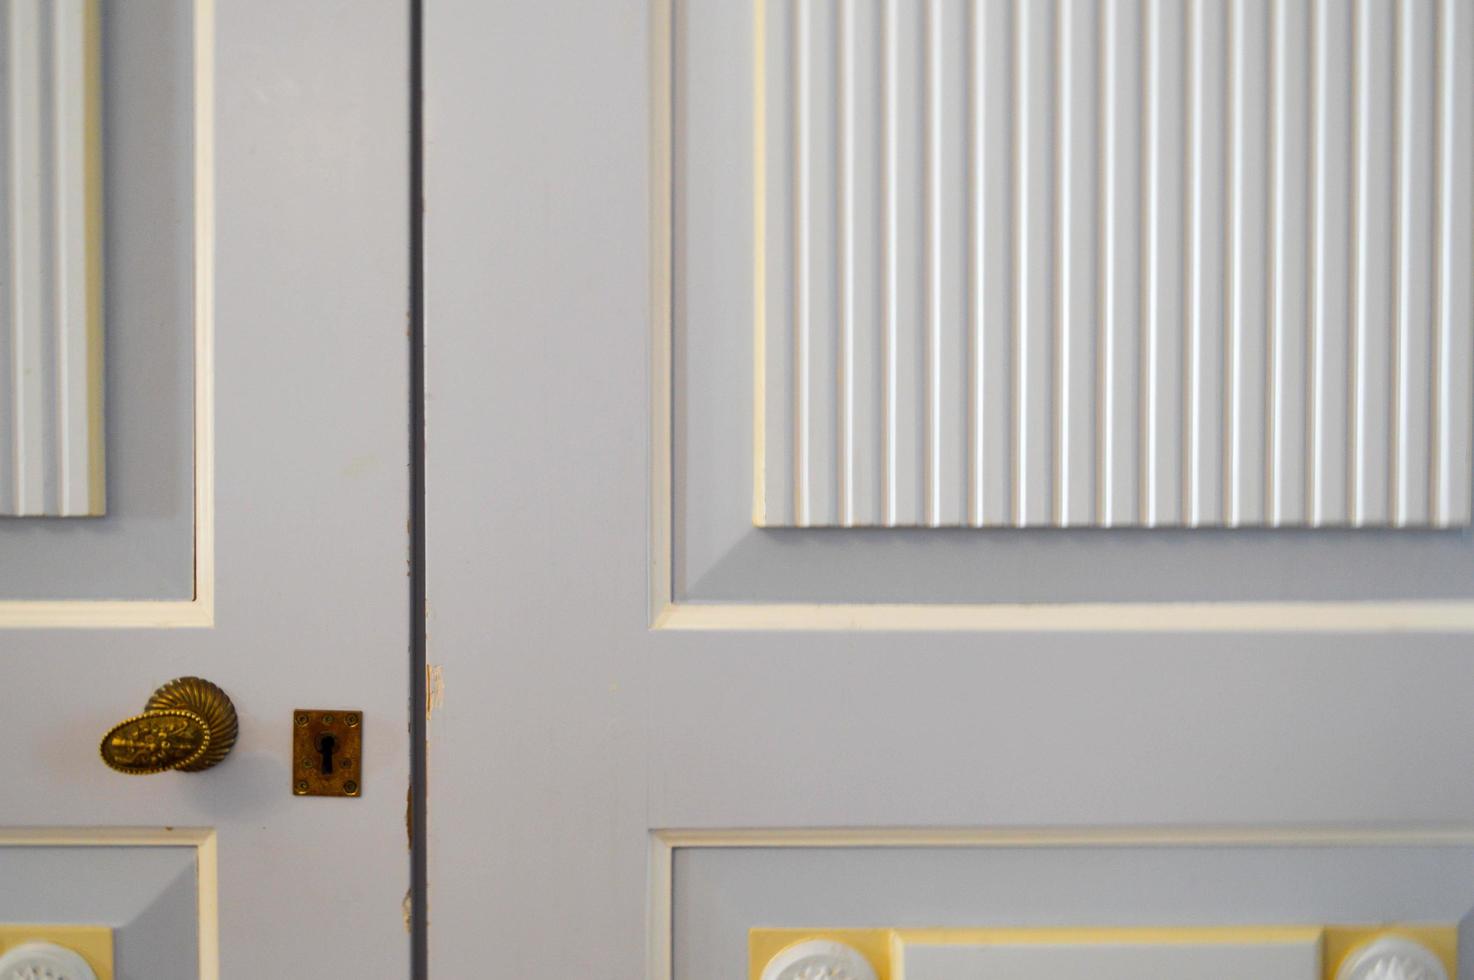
[425,664,444,721]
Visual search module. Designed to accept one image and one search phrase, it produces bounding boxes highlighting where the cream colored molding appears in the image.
[0,0,215,629]
[649,826,1474,980]
[652,825,1474,850]
[752,0,1473,531]
[0,828,218,980]
[648,0,674,630]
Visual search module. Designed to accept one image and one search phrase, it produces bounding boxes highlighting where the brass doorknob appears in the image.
[99,677,239,774]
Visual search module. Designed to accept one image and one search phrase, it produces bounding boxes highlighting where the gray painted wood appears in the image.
[0,2,411,975]
[429,2,1474,979]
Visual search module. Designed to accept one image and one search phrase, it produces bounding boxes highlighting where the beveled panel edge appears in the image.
[0,827,218,980]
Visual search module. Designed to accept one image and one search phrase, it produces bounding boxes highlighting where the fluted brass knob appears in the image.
[99,677,239,774]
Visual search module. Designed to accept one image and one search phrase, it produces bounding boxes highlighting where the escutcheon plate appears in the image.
[292,709,363,798]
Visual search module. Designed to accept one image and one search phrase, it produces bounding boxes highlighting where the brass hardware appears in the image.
[99,677,239,775]
[293,709,363,797]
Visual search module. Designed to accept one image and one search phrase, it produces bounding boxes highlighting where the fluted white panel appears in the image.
[756,0,1473,528]
[1,0,104,517]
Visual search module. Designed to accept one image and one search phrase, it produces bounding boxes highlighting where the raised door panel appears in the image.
[425,2,1474,980]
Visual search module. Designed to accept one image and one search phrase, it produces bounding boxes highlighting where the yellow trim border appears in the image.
[0,827,218,980]
[748,926,1458,980]
[650,825,1474,980]
[0,0,215,629]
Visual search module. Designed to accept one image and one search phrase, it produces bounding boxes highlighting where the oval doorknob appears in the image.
[99,677,239,774]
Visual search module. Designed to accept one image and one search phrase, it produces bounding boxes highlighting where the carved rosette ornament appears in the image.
[759,940,878,980]
[1335,937,1449,980]
[0,942,98,980]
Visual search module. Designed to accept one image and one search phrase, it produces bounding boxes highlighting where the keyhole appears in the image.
[317,733,338,775]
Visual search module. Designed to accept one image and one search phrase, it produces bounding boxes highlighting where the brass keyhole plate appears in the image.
[292,709,362,797]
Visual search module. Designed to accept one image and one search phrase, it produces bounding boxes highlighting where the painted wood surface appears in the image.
[0,2,412,975]
[428,1,1474,979]
[757,0,1474,528]
[1,0,104,516]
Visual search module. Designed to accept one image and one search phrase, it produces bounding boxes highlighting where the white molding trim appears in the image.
[647,0,1474,633]
[0,0,215,629]
[0,827,218,980]
[651,600,1474,633]
[647,825,1474,980]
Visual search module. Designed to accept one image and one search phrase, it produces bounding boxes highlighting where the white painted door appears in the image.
[1,2,410,977]
[426,1,1474,979]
